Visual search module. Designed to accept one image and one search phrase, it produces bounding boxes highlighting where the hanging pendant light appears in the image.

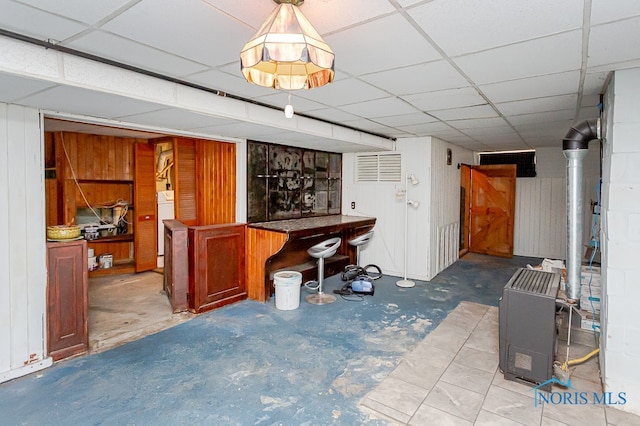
[240,0,335,90]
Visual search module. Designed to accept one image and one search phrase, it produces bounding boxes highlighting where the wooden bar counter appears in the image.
[246,215,376,302]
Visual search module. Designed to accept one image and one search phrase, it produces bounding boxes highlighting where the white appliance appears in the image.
[156,190,175,267]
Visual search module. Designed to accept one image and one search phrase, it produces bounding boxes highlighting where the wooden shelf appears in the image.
[86,234,133,243]
[89,260,135,278]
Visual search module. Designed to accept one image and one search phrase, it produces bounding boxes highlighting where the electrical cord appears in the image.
[59,133,130,228]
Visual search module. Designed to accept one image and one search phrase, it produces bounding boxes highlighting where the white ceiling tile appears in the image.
[373,112,438,127]
[0,1,87,41]
[296,0,396,34]
[18,0,132,25]
[201,0,277,30]
[588,17,640,67]
[361,61,469,96]
[497,94,578,116]
[409,0,583,56]
[19,85,163,118]
[296,78,388,107]
[305,108,363,124]
[397,0,424,7]
[101,0,253,67]
[186,69,275,99]
[507,110,575,126]
[67,31,209,78]
[455,31,583,85]
[404,87,485,111]
[338,97,420,119]
[478,139,530,150]
[512,119,574,136]
[583,71,610,95]
[430,105,498,121]
[587,58,640,74]
[397,121,452,135]
[325,14,442,76]
[480,71,580,103]
[591,0,640,25]
[448,118,510,130]
[0,73,56,102]
[462,127,520,139]
[254,92,326,114]
[198,121,284,138]
[340,119,397,135]
[118,108,230,131]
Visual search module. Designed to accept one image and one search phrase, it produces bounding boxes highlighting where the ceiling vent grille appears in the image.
[356,153,401,182]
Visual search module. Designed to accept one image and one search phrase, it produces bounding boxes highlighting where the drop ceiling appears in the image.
[1,0,639,152]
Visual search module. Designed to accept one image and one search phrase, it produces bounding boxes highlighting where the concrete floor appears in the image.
[88,271,193,354]
[1,253,638,425]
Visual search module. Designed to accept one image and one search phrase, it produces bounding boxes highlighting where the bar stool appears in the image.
[305,237,341,305]
[346,230,382,280]
[349,230,374,266]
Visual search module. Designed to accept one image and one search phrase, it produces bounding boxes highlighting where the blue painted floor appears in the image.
[0,253,540,425]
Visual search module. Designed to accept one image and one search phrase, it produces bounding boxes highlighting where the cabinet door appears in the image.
[134,142,157,272]
[188,224,246,313]
[174,138,197,225]
[47,240,88,361]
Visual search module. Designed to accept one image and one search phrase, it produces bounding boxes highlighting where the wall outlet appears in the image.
[351,201,355,209]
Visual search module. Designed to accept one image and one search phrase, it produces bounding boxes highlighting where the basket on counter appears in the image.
[47,225,81,240]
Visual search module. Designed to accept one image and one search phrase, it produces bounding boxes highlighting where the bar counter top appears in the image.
[248,215,375,234]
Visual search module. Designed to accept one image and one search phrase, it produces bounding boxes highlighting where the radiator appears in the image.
[499,268,560,391]
[436,222,459,272]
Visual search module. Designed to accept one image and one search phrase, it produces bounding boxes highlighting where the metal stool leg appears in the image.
[305,256,337,305]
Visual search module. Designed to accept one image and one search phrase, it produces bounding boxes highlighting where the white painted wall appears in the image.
[342,137,473,281]
[600,67,640,416]
[429,138,473,278]
[513,146,601,259]
[342,138,431,281]
[0,104,52,383]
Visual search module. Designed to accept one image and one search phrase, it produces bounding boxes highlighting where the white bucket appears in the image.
[274,271,302,310]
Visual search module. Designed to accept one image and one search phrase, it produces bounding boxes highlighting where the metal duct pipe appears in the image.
[562,118,600,301]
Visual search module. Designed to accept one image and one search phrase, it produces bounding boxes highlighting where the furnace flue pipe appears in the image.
[562,118,599,302]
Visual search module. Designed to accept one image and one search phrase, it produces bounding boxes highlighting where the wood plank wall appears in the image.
[246,228,287,301]
[196,139,236,225]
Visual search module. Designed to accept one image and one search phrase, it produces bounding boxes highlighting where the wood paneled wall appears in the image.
[196,139,236,225]
[158,136,236,226]
[56,132,136,181]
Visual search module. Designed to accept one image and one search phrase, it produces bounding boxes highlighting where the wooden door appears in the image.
[47,240,88,361]
[134,143,157,272]
[174,138,197,226]
[469,165,517,258]
[188,224,246,313]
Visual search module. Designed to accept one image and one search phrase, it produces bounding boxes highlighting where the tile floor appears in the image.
[359,302,640,426]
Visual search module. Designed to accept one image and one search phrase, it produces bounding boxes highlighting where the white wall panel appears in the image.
[342,138,431,281]
[514,177,566,259]
[0,103,51,383]
[601,68,640,416]
[429,139,473,279]
[513,146,600,260]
